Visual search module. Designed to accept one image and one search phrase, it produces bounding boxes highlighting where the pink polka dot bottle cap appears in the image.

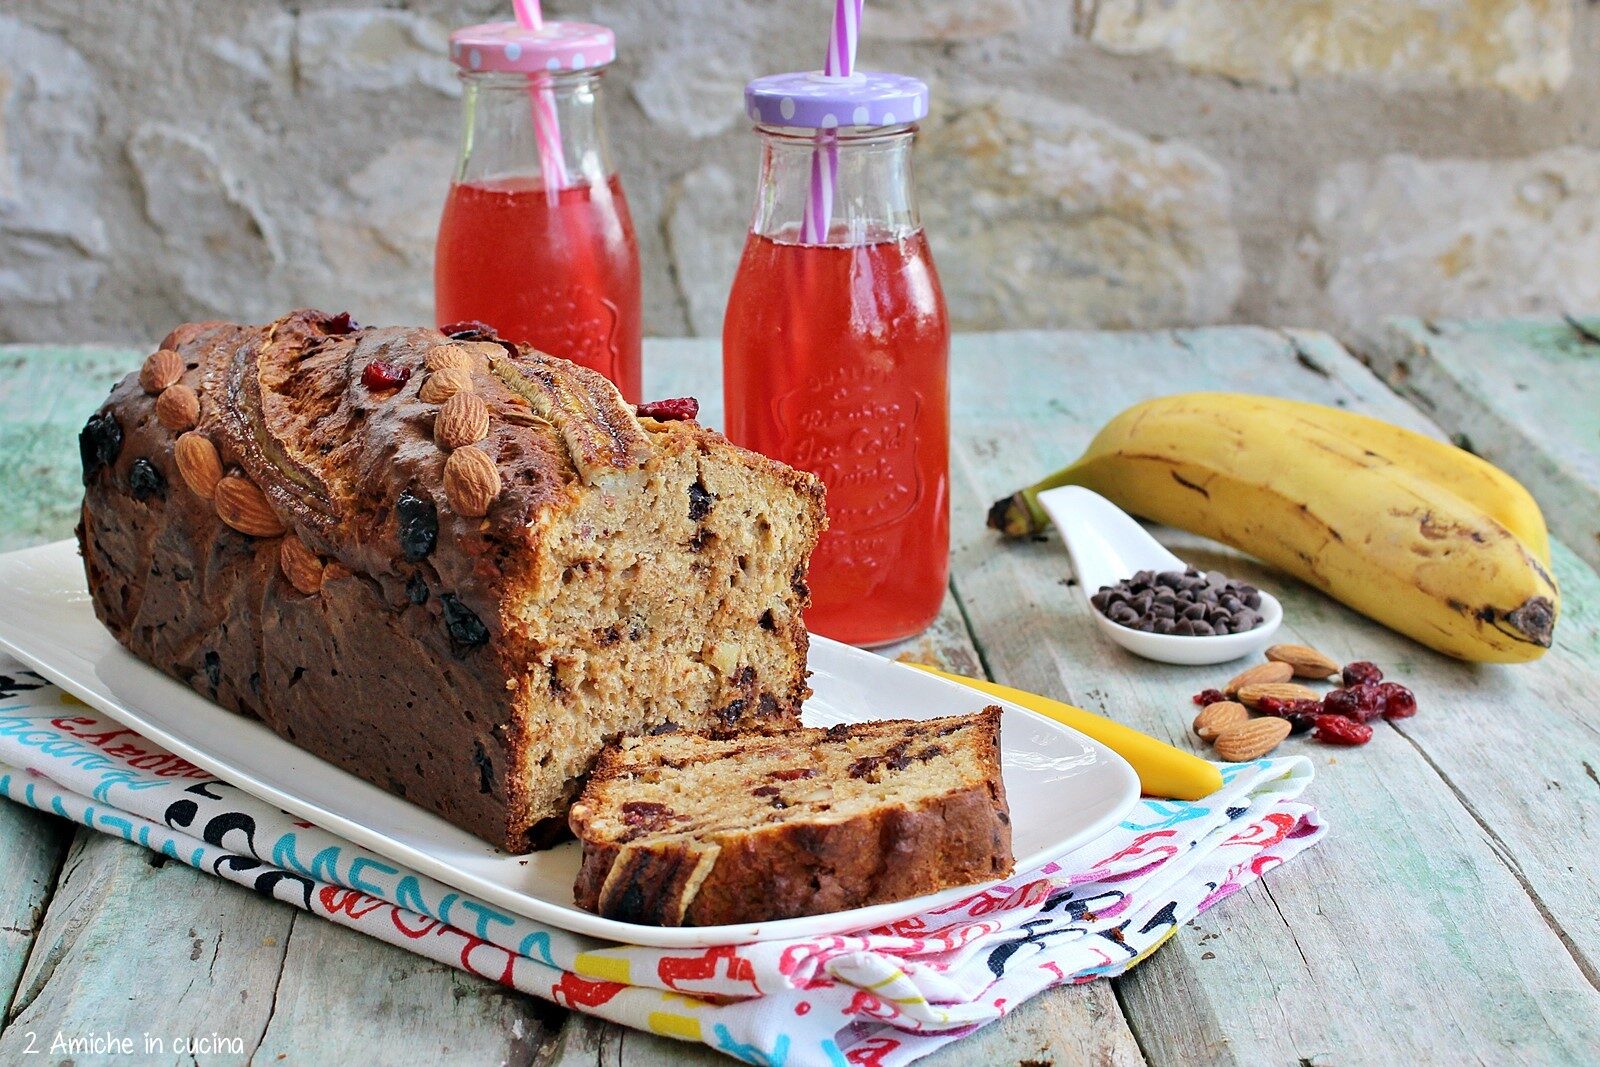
[449,20,616,74]
[744,70,930,130]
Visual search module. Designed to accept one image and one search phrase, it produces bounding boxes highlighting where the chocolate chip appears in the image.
[472,741,493,794]
[202,650,221,690]
[406,572,429,605]
[1092,566,1264,637]
[687,480,714,522]
[395,490,438,562]
[79,410,123,484]
[127,458,165,500]
[440,593,488,650]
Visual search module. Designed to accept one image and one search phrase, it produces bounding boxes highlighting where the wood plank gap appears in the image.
[1390,724,1600,994]
[0,819,72,1027]
[1562,314,1600,348]
[944,577,999,684]
[245,911,298,1063]
[5,829,93,1023]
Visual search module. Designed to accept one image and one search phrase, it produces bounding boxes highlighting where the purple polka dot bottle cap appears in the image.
[449,20,616,75]
[745,70,930,130]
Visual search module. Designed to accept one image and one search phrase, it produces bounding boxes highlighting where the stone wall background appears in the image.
[1,0,1596,346]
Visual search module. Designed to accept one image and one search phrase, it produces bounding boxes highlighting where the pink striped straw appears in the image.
[801,0,864,244]
[512,0,570,198]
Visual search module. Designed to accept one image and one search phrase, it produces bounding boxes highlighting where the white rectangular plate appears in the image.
[0,540,1139,948]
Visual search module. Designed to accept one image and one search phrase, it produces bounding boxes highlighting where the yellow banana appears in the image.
[989,394,1559,663]
[992,393,1551,566]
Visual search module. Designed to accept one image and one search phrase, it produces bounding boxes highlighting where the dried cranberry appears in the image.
[127,458,166,501]
[1258,696,1322,734]
[772,768,816,781]
[79,410,123,484]
[621,800,672,827]
[361,360,412,391]
[636,397,699,422]
[395,490,438,561]
[1192,688,1226,707]
[1323,685,1384,722]
[1313,714,1373,746]
[439,320,497,340]
[319,311,358,335]
[1342,660,1383,687]
[1377,681,1418,720]
[439,594,489,650]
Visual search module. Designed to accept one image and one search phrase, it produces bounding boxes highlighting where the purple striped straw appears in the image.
[801,0,864,244]
[512,0,570,198]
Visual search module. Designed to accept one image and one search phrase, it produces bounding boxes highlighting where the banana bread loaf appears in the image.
[570,707,1012,926]
[76,310,825,852]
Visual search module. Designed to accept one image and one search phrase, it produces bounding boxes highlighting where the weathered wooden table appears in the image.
[1,327,1597,1065]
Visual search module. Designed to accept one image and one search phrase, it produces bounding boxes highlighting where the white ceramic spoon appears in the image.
[1035,485,1282,666]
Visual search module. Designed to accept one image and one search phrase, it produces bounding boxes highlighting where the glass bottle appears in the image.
[435,21,641,402]
[723,72,949,647]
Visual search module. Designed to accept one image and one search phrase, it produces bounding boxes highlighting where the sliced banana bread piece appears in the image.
[570,707,1012,926]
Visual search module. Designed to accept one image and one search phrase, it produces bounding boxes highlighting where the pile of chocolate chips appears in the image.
[1090,567,1264,636]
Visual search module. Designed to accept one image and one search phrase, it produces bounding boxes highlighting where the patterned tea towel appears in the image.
[0,661,1324,1067]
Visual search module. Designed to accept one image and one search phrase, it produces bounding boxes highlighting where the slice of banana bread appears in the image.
[569,707,1012,926]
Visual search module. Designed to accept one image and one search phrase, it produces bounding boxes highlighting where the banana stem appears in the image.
[986,462,1083,538]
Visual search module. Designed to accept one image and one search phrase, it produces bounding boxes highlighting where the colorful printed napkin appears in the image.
[0,661,1324,1067]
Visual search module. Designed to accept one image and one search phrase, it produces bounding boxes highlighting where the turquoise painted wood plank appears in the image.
[0,347,138,551]
[1367,317,1600,571]
[937,328,1600,1064]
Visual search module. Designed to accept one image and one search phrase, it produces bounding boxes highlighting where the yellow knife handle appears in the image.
[904,663,1223,801]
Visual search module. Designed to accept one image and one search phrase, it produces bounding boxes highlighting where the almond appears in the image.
[443,446,501,517]
[1214,717,1292,762]
[419,366,475,404]
[139,349,184,394]
[155,384,200,431]
[174,432,223,499]
[278,535,325,595]
[435,391,490,450]
[324,561,354,583]
[425,343,476,372]
[1265,643,1340,679]
[214,476,285,537]
[1236,682,1321,709]
[1193,700,1249,742]
[1224,660,1293,696]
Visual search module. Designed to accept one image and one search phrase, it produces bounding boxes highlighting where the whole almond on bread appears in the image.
[1236,682,1321,709]
[435,391,490,450]
[214,476,285,538]
[444,446,502,517]
[425,343,476,372]
[1225,661,1294,695]
[140,349,184,395]
[1214,717,1292,762]
[1194,700,1249,742]
[420,366,475,404]
[156,384,201,431]
[174,432,223,499]
[279,535,325,595]
[1265,643,1340,679]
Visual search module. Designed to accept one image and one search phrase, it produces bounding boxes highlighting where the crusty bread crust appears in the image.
[570,707,1012,926]
[77,310,824,852]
